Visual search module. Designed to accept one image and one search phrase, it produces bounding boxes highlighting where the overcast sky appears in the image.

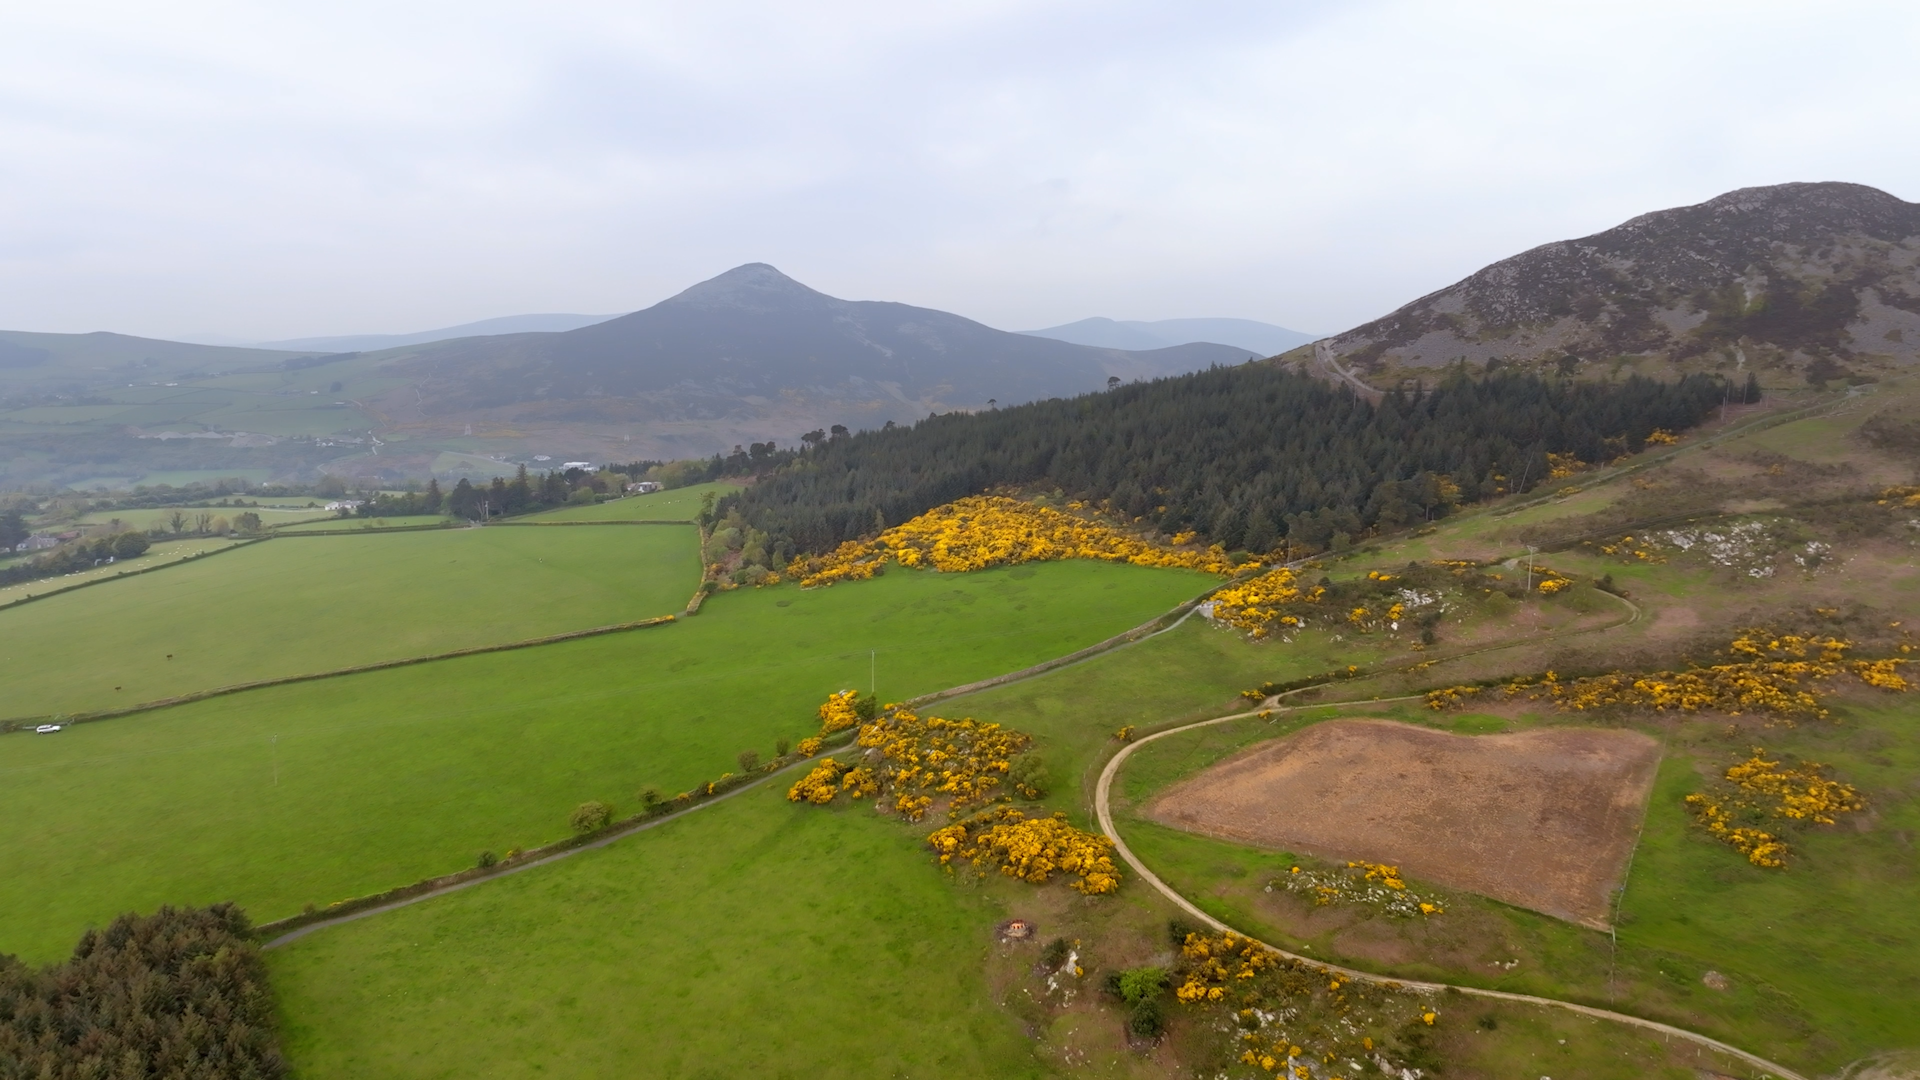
[2,1,1916,342]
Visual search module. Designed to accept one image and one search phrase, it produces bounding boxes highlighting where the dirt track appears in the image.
[1146,719,1661,927]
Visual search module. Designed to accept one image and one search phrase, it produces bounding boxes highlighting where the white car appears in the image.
[35,724,62,734]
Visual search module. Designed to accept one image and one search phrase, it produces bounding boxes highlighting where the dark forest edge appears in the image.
[724,362,1754,557]
[0,904,286,1079]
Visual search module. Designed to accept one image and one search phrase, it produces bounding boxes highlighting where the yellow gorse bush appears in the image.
[1876,485,1920,509]
[788,700,1123,895]
[817,689,864,733]
[787,759,846,805]
[1684,749,1863,868]
[848,707,1033,820]
[926,807,1120,895]
[787,495,1252,587]
[1207,567,1327,638]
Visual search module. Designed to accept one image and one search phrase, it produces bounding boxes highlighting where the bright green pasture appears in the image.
[0,537,242,609]
[521,480,740,522]
[0,526,700,720]
[268,785,1050,1080]
[0,560,1209,961]
[1108,696,1920,1074]
[275,514,450,532]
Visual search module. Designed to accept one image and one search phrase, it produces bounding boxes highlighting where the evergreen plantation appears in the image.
[726,363,1739,555]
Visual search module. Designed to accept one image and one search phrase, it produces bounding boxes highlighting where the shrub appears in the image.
[775,738,791,757]
[638,786,663,809]
[1041,937,1072,971]
[568,800,614,833]
[1008,752,1051,799]
[737,749,761,773]
[476,850,498,868]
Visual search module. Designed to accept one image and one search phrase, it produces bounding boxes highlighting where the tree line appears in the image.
[724,363,1737,556]
[0,530,152,587]
[0,904,284,1079]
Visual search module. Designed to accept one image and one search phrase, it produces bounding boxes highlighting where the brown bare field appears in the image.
[1146,719,1662,928]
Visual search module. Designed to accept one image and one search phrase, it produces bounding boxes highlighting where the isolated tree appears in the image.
[1107,376,1121,391]
[0,509,25,550]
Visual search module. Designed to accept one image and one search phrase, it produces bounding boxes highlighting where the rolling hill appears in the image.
[1311,181,1920,388]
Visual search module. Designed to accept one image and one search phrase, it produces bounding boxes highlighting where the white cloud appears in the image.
[0,0,1914,340]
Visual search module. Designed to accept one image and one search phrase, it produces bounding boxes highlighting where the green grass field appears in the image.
[0,525,701,720]
[268,784,1055,1080]
[0,558,1211,962]
[521,481,740,522]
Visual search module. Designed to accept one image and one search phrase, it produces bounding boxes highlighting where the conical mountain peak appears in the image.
[661,263,837,312]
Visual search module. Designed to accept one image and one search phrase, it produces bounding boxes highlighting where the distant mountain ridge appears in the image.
[256,312,626,353]
[1022,317,1315,356]
[1318,181,1920,385]
[376,264,1257,426]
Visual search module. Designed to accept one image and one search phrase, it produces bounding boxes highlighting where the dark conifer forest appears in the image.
[726,363,1734,555]
[0,904,284,1079]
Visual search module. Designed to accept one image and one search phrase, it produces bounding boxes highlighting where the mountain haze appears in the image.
[1022,317,1315,356]
[377,264,1257,426]
[1314,182,1920,387]
[256,313,626,353]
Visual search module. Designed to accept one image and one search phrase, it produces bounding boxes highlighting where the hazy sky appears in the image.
[3,1,1916,342]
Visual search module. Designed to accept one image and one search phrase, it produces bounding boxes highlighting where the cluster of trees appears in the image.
[0,903,285,1078]
[726,364,1736,555]
[651,441,802,489]
[438,461,691,521]
[0,529,151,586]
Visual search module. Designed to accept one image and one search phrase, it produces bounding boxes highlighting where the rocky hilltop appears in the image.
[1316,182,1920,386]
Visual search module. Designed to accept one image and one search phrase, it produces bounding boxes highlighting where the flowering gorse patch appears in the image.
[1427,632,1911,719]
[1684,749,1864,868]
[1205,567,1327,638]
[1269,862,1445,918]
[926,807,1120,895]
[787,495,1251,587]
[787,699,1119,894]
